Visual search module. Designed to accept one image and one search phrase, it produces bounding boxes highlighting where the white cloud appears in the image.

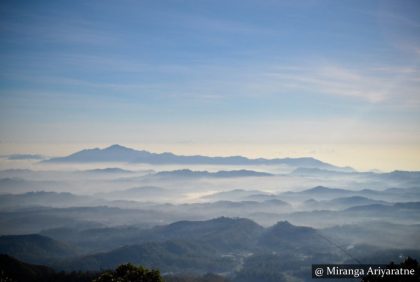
[262,62,420,105]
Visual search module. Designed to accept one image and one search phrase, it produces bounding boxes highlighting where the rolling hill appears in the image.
[0,234,79,264]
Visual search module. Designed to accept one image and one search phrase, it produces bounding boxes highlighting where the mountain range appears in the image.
[280,186,420,202]
[0,218,336,272]
[44,144,353,171]
[0,234,77,264]
[153,169,273,178]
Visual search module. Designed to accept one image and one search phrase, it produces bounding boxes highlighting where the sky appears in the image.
[0,0,420,171]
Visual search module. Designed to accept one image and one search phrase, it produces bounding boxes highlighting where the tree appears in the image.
[93,263,163,282]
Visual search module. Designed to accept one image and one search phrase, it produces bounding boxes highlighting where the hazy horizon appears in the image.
[1,0,420,172]
[1,142,419,172]
[1,2,419,281]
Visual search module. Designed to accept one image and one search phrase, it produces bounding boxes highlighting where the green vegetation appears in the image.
[0,254,228,282]
[0,255,163,282]
[93,263,163,282]
[164,273,230,282]
[0,254,96,282]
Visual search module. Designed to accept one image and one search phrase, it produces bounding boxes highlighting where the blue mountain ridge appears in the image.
[45,144,353,171]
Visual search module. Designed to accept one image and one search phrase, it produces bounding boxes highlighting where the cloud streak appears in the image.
[261,62,420,105]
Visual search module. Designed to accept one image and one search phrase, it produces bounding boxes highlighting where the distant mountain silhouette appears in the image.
[45,145,142,163]
[344,201,420,213]
[303,196,388,210]
[292,168,420,187]
[282,201,420,228]
[96,186,170,201]
[200,189,288,203]
[0,191,103,208]
[328,196,387,206]
[302,186,352,194]
[291,167,355,175]
[201,189,273,202]
[280,186,354,201]
[154,169,273,178]
[82,167,134,174]
[45,144,349,170]
[6,154,46,160]
[281,186,420,202]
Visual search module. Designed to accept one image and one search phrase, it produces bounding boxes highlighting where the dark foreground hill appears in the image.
[1,217,420,280]
[0,254,98,282]
[41,217,340,273]
[2,253,419,282]
[0,254,228,282]
[0,234,78,264]
[0,218,337,272]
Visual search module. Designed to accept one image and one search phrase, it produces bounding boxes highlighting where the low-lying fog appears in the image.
[0,154,419,281]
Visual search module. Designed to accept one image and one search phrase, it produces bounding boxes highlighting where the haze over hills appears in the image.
[3,145,420,281]
[1,153,420,281]
[44,144,353,171]
[5,154,46,161]
[3,216,419,279]
[81,168,134,174]
[279,186,420,202]
[292,167,420,181]
[2,0,420,281]
[153,169,273,178]
[0,234,78,264]
[0,218,345,272]
[0,191,104,209]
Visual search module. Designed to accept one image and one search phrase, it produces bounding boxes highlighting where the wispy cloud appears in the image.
[261,62,420,105]
[3,54,419,109]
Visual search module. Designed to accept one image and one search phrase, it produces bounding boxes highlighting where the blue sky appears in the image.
[0,0,419,170]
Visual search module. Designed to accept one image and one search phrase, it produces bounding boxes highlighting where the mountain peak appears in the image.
[104,144,132,151]
[44,145,344,170]
[303,186,347,193]
[272,220,294,229]
[266,221,317,238]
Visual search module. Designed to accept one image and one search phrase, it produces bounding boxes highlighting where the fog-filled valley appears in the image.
[0,145,419,281]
